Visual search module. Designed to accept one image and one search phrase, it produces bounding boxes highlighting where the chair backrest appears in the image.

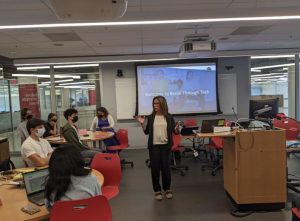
[210,137,223,148]
[50,195,112,221]
[273,118,300,140]
[91,153,122,187]
[171,133,181,151]
[184,119,197,127]
[115,129,129,148]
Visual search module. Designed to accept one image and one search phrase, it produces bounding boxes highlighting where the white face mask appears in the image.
[36,127,45,138]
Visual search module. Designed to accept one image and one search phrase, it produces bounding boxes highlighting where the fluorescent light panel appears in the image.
[54,64,99,68]
[251,63,294,70]
[251,55,294,59]
[12,74,80,79]
[42,79,74,84]
[63,85,95,89]
[3,15,300,29]
[17,64,99,70]
[59,81,90,86]
[15,58,181,68]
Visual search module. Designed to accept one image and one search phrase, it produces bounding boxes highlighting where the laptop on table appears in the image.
[23,168,49,206]
[200,119,225,133]
[180,126,199,136]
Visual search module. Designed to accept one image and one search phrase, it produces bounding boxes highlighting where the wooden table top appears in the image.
[46,131,114,145]
[0,168,104,221]
[195,131,236,138]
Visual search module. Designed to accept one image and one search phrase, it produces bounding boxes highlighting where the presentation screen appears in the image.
[136,60,220,115]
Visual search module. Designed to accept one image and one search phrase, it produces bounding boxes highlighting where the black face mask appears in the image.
[72,116,78,123]
[26,115,33,120]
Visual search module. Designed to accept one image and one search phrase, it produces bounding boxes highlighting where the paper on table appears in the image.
[46,136,63,141]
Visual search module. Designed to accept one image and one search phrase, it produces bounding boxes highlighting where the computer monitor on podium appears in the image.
[249,98,279,119]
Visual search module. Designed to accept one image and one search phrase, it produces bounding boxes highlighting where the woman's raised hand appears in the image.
[136,115,145,125]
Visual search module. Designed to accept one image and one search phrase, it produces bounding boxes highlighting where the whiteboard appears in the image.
[218,73,237,115]
[115,74,237,118]
[115,78,136,119]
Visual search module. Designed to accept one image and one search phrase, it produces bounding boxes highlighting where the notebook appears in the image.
[23,168,49,206]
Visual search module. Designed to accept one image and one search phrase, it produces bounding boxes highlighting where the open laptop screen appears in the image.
[23,168,48,195]
[201,119,225,133]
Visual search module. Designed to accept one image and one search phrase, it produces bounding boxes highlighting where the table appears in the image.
[196,129,286,211]
[0,169,104,221]
[46,131,114,145]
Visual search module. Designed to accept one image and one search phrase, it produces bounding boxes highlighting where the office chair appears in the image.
[0,138,15,171]
[91,153,122,200]
[106,129,134,168]
[292,208,300,221]
[50,195,112,221]
[171,133,188,176]
[201,136,223,176]
[274,116,300,193]
[181,118,206,159]
[292,195,300,221]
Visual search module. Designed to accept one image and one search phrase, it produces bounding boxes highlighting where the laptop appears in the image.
[180,126,199,136]
[23,168,49,206]
[200,119,225,133]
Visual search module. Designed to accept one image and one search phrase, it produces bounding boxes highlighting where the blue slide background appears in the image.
[137,63,218,115]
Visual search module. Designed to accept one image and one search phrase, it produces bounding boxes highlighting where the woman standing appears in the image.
[90,107,119,147]
[45,144,101,210]
[136,96,178,201]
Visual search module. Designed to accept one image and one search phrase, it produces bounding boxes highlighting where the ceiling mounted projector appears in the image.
[49,0,128,21]
[179,34,216,58]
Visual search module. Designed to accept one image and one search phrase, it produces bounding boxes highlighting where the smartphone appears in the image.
[21,205,41,215]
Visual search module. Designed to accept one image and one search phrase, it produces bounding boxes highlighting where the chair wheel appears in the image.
[131,163,134,168]
[211,171,216,176]
[180,171,185,176]
[185,166,189,171]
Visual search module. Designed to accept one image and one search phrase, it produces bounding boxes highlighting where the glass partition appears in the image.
[251,55,294,117]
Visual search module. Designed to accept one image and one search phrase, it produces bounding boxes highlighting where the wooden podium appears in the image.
[223,129,286,210]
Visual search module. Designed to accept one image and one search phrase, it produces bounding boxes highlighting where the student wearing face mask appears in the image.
[90,107,119,148]
[17,108,33,144]
[21,118,53,167]
[43,113,58,138]
[63,108,101,160]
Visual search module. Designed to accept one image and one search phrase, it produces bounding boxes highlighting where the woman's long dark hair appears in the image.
[97,107,109,117]
[152,96,169,117]
[21,108,29,121]
[45,144,91,202]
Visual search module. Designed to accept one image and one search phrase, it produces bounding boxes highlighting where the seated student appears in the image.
[17,108,33,144]
[45,145,101,210]
[43,113,58,138]
[21,118,53,167]
[90,107,119,147]
[63,108,101,159]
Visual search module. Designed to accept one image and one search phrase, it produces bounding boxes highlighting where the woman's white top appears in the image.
[153,115,168,145]
[90,114,115,131]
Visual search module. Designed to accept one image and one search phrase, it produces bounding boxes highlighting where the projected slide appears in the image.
[136,62,218,115]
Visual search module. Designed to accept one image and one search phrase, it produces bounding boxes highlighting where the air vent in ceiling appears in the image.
[230,25,271,35]
[43,32,82,42]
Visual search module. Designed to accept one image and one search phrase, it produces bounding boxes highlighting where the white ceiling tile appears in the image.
[0,0,299,58]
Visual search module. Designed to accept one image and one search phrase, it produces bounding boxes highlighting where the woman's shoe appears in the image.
[155,191,163,201]
[165,190,173,199]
